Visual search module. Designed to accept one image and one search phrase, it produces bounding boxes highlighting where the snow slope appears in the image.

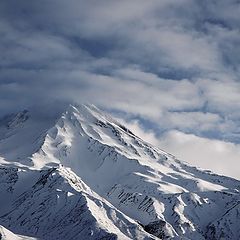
[0,166,154,240]
[0,225,37,240]
[0,103,239,239]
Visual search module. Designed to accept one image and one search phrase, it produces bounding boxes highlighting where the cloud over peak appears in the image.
[0,0,240,177]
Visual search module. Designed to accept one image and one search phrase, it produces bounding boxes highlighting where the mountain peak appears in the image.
[0,104,240,239]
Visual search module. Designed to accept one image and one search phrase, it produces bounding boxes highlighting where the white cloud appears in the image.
[159,130,240,180]
[197,79,240,114]
[159,111,222,133]
[1,0,240,179]
[121,119,240,180]
[116,118,160,146]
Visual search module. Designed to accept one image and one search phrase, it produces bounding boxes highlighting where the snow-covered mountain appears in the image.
[0,104,239,240]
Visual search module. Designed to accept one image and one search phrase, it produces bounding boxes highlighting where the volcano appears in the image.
[0,104,239,239]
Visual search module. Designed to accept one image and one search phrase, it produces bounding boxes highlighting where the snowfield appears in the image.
[0,104,239,239]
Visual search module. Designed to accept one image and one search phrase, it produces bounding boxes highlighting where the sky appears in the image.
[0,0,240,179]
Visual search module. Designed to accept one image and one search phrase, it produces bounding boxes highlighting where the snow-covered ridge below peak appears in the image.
[0,165,155,240]
[0,108,59,166]
[0,225,37,240]
[0,103,240,239]
[1,103,239,196]
[24,103,170,170]
[0,103,169,168]
[206,201,240,240]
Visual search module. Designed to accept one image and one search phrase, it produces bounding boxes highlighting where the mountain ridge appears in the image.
[0,103,239,239]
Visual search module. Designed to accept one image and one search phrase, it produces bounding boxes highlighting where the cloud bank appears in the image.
[0,0,239,178]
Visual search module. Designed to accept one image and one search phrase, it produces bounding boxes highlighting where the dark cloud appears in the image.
[0,0,240,144]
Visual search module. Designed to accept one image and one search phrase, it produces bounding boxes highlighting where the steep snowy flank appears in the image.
[206,201,240,240]
[0,225,37,240]
[0,103,239,239]
[0,109,59,167]
[0,165,155,240]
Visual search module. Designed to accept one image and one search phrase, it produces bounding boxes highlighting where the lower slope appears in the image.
[0,225,37,240]
[0,166,155,240]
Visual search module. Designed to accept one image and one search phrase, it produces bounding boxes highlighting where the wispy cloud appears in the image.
[159,130,240,180]
[0,0,240,176]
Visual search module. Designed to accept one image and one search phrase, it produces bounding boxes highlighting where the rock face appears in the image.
[0,103,239,239]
